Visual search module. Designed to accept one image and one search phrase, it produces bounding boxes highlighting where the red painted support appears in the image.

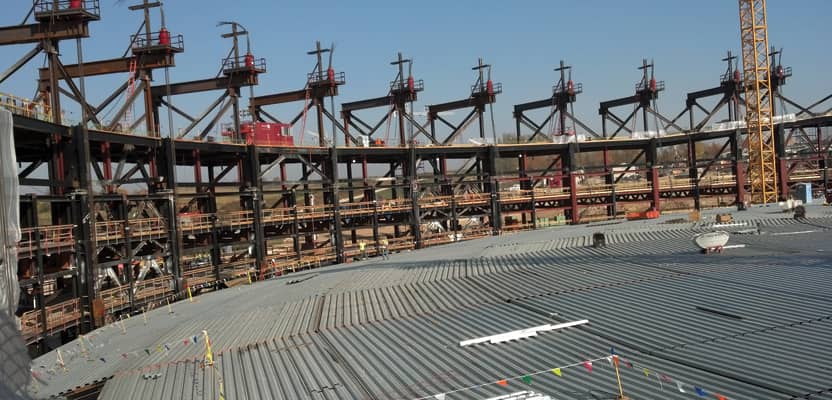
[651,167,660,211]
[569,173,579,224]
[736,161,746,207]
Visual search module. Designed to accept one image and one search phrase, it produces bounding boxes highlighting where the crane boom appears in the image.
[739,0,778,204]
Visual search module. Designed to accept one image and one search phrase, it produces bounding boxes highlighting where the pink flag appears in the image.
[583,361,593,373]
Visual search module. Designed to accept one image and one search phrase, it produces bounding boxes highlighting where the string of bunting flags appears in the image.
[31,327,216,382]
[31,265,299,383]
[415,348,733,400]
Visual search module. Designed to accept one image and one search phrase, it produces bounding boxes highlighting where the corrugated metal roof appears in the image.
[29,206,832,399]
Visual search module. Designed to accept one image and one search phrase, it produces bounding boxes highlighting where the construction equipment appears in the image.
[739,0,778,203]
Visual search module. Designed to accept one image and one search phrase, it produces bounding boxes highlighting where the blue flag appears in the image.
[695,387,707,397]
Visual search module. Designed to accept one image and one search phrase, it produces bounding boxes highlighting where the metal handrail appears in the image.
[307,71,345,85]
[34,0,100,17]
[471,82,502,96]
[222,55,266,73]
[0,92,52,122]
[389,79,424,93]
[131,31,184,52]
[635,80,666,92]
[554,82,583,95]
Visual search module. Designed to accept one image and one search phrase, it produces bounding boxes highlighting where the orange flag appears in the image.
[497,379,508,387]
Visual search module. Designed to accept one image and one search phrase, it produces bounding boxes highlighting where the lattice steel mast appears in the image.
[739,0,778,203]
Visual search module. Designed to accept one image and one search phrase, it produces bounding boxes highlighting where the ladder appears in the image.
[122,58,138,132]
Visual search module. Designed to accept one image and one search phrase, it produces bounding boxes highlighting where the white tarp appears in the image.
[0,108,20,318]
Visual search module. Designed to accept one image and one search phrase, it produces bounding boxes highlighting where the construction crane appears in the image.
[739,0,778,204]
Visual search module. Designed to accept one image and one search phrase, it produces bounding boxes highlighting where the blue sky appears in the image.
[1,0,830,141]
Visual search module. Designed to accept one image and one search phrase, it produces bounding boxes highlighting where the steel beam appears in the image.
[150,75,256,98]
[0,22,89,46]
[39,54,173,85]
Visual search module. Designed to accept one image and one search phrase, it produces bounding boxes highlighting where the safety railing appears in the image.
[789,169,823,182]
[218,210,254,227]
[307,70,345,86]
[699,175,737,187]
[635,80,666,92]
[471,82,503,96]
[34,0,100,19]
[130,31,184,53]
[390,78,424,93]
[498,189,534,202]
[19,298,82,344]
[134,276,174,302]
[533,187,571,200]
[300,247,337,264]
[658,178,696,190]
[218,259,254,280]
[418,195,453,209]
[455,193,490,206]
[183,266,215,288]
[95,220,125,242]
[388,236,415,251]
[377,199,412,212]
[129,217,167,238]
[338,201,376,217]
[420,232,455,247]
[554,82,583,95]
[18,224,74,256]
[178,213,213,232]
[97,285,130,311]
[296,204,334,220]
[221,55,266,74]
[0,92,53,122]
[343,242,378,259]
[261,208,294,224]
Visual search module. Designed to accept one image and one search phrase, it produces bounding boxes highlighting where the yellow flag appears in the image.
[643,368,650,377]
[552,368,562,377]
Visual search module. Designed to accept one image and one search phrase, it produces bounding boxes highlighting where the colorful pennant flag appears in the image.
[521,375,532,385]
[643,368,650,378]
[676,380,686,393]
[583,361,593,373]
[552,368,562,377]
[433,394,446,400]
[716,395,727,400]
[695,387,707,396]
[497,379,508,387]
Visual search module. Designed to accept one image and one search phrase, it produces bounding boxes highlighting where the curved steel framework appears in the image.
[1,1,830,354]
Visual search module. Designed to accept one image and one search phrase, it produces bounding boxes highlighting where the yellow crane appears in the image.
[739,0,778,204]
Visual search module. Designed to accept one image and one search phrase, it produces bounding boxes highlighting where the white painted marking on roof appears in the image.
[770,230,818,236]
[484,391,552,400]
[459,319,589,347]
[722,244,747,249]
[711,222,748,228]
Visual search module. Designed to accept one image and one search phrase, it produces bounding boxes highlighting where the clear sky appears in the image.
[1,0,830,142]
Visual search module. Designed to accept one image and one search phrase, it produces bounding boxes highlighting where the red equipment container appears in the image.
[244,53,255,68]
[158,28,171,46]
[238,122,293,146]
[69,0,82,9]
